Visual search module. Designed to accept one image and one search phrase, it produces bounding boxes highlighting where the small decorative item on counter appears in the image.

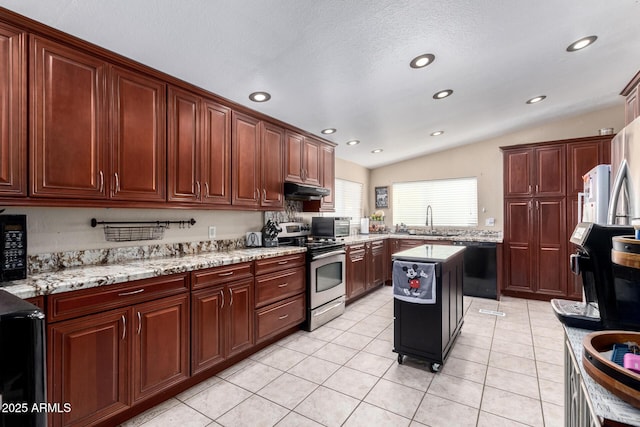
[262,219,282,247]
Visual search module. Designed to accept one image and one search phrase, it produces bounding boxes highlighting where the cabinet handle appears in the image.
[535,184,539,193]
[220,289,224,309]
[114,172,120,194]
[528,201,532,211]
[121,315,126,340]
[256,188,260,200]
[204,182,210,198]
[536,200,540,210]
[137,311,142,335]
[278,261,288,265]
[196,181,201,199]
[229,288,233,306]
[219,271,234,277]
[528,184,532,194]
[278,283,288,288]
[118,288,145,296]
[263,189,266,200]
[99,171,104,193]
[278,314,289,320]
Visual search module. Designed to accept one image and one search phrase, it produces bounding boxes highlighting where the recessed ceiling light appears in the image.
[321,128,336,134]
[410,53,435,69]
[346,140,360,146]
[566,36,597,52]
[431,131,444,136]
[526,95,546,104]
[433,89,453,99]
[249,91,271,102]
[371,148,383,154]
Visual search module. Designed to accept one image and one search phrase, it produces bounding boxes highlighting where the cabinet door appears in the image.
[202,98,231,205]
[566,140,603,196]
[535,145,565,197]
[110,66,166,201]
[503,149,532,198]
[227,279,254,357]
[191,286,225,374]
[132,294,189,403]
[535,198,567,296]
[232,112,260,207]
[48,308,129,427]
[284,130,304,183]
[30,36,107,199]
[368,241,386,288]
[320,144,335,210]
[0,23,26,196]
[346,244,367,300]
[260,122,284,208]
[167,86,200,202]
[504,199,534,293]
[303,137,322,186]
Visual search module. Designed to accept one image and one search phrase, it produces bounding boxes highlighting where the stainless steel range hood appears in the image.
[284,182,330,201]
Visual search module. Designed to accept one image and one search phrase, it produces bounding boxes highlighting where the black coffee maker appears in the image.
[551,222,640,331]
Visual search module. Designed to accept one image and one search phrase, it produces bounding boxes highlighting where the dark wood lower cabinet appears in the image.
[133,294,190,403]
[190,277,254,375]
[48,308,130,427]
[346,243,367,300]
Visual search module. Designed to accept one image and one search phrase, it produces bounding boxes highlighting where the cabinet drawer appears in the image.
[254,253,305,275]
[255,266,305,308]
[48,273,189,322]
[191,262,253,290]
[348,243,365,251]
[255,294,305,343]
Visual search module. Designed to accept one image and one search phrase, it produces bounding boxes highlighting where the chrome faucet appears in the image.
[426,205,433,230]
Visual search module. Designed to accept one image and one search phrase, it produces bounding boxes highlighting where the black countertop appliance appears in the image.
[0,290,46,427]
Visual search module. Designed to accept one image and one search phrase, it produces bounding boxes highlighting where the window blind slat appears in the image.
[332,179,363,224]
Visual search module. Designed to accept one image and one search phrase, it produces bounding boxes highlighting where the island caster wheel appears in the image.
[430,362,441,373]
[398,354,404,364]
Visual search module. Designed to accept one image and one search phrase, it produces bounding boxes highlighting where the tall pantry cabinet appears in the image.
[501,135,611,300]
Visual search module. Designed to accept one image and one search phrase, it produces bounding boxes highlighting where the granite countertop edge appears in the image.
[342,233,503,244]
[1,246,307,300]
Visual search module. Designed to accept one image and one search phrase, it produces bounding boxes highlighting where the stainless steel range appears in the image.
[278,222,346,331]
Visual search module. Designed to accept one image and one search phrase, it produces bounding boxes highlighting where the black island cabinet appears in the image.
[391,244,465,372]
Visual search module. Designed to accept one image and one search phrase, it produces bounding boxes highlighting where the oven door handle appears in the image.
[313,300,344,317]
[311,249,346,261]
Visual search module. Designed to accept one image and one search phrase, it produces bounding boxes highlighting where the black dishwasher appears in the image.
[452,241,497,299]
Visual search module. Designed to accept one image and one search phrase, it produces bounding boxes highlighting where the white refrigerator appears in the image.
[580,164,610,224]
[608,116,640,226]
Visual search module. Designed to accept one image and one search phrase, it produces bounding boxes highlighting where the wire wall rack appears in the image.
[90,218,196,242]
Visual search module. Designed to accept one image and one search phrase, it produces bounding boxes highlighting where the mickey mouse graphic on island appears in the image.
[392,261,436,304]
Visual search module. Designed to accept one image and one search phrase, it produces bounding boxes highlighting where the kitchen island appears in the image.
[391,244,465,372]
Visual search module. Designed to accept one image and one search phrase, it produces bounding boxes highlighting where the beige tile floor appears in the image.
[121,286,565,427]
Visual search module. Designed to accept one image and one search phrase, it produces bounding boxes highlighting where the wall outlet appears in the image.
[485,217,495,227]
[208,226,216,239]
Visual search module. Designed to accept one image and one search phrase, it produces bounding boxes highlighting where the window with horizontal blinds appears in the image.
[392,178,478,227]
[331,178,363,224]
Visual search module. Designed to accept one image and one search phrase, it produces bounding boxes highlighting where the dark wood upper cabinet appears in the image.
[30,36,108,199]
[168,87,201,203]
[232,111,261,207]
[503,145,565,198]
[304,143,336,212]
[260,122,284,208]
[0,23,26,197]
[110,66,166,201]
[167,86,231,205]
[622,72,640,126]
[566,137,612,196]
[202,99,231,204]
[284,131,321,186]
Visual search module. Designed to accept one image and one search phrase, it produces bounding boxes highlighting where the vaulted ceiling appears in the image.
[2,0,639,168]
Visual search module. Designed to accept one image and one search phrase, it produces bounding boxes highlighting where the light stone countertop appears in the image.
[0,246,306,299]
[340,230,503,245]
